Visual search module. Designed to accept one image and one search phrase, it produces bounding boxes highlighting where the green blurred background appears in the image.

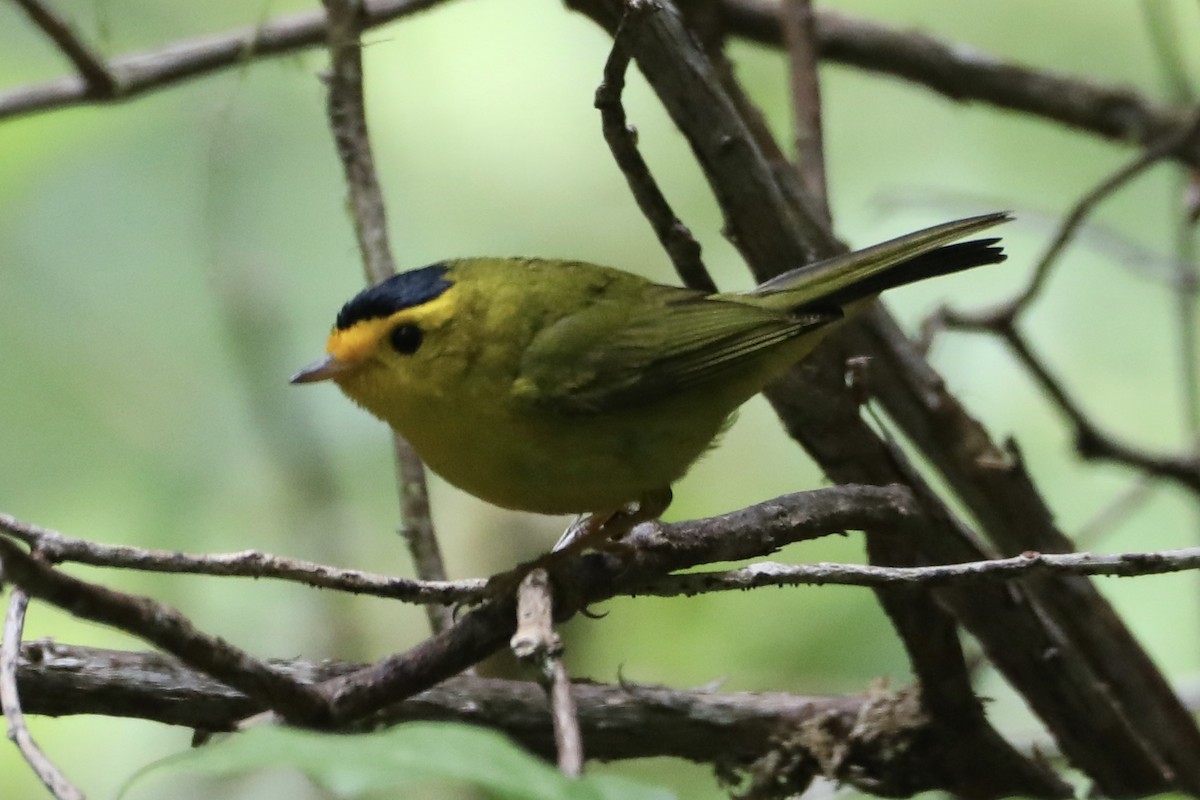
[2,0,1199,796]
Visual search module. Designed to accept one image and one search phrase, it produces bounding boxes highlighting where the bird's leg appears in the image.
[480,488,673,600]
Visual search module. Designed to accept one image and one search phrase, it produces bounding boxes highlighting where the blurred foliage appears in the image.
[123,723,674,800]
[1,0,1199,797]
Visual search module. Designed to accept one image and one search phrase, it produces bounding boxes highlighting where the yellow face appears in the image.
[290,265,465,419]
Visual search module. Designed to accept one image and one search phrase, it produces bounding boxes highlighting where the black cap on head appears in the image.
[335,263,454,330]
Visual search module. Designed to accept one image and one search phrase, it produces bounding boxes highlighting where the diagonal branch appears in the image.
[780,0,829,220]
[10,0,116,96]
[596,1,713,293]
[0,536,329,725]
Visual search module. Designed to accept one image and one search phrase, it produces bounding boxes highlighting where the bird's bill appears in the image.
[290,354,353,384]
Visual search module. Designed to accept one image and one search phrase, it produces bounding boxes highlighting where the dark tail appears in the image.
[811,237,1006,309]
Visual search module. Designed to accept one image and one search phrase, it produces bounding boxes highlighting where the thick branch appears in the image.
[12,641,1046,796]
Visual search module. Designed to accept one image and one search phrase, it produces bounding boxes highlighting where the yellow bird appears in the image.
[293,213,1008,532]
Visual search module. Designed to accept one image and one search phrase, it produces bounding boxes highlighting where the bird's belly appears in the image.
[399,394,729,515]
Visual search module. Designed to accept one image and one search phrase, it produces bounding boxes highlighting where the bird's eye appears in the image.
[388,323,423,355]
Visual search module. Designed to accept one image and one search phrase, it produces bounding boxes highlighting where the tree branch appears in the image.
[9,641,1055,796]
[720,0,1200,167]
[596,0,714,293]
[0,0,452,121]
[0,511,468,604]
[634,546,1200,595]
[10,0,116,97]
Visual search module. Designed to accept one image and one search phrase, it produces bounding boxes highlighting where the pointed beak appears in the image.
[290,354,353,384]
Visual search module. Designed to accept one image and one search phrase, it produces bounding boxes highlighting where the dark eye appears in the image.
[388,323,423,355]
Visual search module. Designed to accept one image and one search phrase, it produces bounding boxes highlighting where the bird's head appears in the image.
[291,264,459,412]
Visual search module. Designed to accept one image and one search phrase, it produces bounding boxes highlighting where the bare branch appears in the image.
[635,546,1200,596]
[2,590,83,800]
[314,484,919,724]
[934,318,1200,494]
[0,511,470,604]
[937,109,1200,327]
[393,438,453,629]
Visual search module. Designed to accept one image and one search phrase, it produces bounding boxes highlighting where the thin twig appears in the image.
[595,0,714,292]
[0,511,470,604]
[321,0,450,631]
[322,0,395,285]
[780,0,828,221]
[940,109,1200,327]
[999,322,1200,493]
[11,0,116,96]
[632,546,1200,596]
[510,569,583,777]
[1,589,84,800]
[0,537,329,725]
[393,439,453,629]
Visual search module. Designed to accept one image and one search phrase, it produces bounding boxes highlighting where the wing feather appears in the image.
[516,291,836,412]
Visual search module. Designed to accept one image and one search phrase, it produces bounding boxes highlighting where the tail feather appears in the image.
[812,237,1006,308]
[745,212,1012,309]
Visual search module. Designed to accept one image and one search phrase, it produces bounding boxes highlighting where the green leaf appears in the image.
[121,721,675,800]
